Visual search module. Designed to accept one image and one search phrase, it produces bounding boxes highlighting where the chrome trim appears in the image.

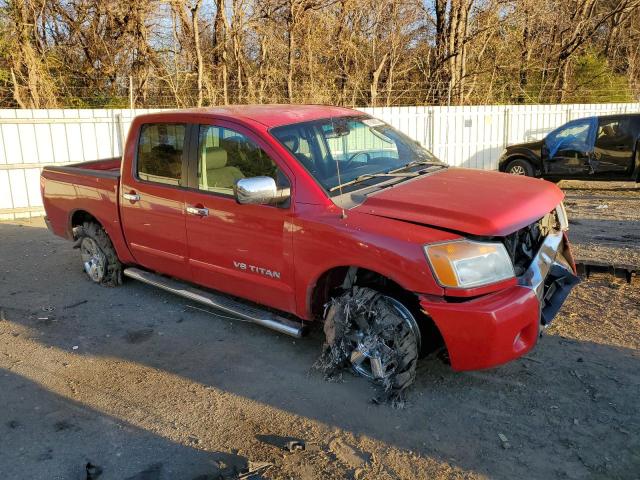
[235,176,289,205]
[518,231,567,300]
[123,192,140,202]
[123,267,306,338]
[186,206,209,216]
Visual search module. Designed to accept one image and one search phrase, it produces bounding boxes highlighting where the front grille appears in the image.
[503,210,560,276]
[503,222,545,276]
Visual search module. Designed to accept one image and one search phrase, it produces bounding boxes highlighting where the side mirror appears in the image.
[235,176,290,205]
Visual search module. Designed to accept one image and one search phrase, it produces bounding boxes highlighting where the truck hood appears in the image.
[355,168,564,237]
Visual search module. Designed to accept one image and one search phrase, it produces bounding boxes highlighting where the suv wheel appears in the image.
[321,286,420,393]
[506,158,534,176]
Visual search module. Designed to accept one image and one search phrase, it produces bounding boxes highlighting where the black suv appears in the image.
[498,114,640,181]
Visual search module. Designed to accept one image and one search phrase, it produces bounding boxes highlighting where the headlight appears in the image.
[424,240,515,288]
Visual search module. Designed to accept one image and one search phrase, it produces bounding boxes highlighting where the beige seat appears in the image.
[201,147,244,190]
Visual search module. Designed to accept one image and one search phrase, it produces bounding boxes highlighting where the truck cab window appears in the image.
[137,123,186,186]
[596,118,633,148]
[198,125,288,195]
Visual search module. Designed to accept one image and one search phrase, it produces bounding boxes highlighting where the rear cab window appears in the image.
[596,117,635,149]
[137,123,186,186]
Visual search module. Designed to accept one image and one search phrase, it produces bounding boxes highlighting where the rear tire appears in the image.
[505,158,534,177]
[321,286,419,394]
[74,221,122,286]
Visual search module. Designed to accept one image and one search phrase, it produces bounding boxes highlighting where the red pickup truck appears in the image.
[41,105,579,390]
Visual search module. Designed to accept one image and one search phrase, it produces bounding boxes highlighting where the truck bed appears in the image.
[41,158,123,242]
[43,157,122,179]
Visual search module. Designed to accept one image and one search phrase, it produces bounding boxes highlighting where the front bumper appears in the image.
[421,231,579,371]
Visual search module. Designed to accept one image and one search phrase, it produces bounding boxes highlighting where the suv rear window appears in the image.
[137,123,186,186]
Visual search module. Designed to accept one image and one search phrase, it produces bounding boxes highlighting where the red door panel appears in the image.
[120,183,189,280]
[119,122,191,281]
[184,121,296,314]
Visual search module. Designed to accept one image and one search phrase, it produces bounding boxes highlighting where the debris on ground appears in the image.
[284,440,305,452]
[85,462,103,480]
[64,300,88,309]
[255,434,306,453]
[498,433,511,449]
[315,286,418,405]
[237,461,272,479]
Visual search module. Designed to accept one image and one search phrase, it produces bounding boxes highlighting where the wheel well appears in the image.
[504,155,538,174]
[70,210,100,236]
[311,266,445,355]
[504,155,529,167]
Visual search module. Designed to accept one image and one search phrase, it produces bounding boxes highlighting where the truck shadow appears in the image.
[0,369,249,480]
[1,220,639,479]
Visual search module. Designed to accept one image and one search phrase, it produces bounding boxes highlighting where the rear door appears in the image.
[543,118,596,177]
[184,121,296,314]
[592,116,636,176]
[119,122,191,280]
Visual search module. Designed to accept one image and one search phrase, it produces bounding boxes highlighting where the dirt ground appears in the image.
[1,181,639,480]
[561,180,640,267]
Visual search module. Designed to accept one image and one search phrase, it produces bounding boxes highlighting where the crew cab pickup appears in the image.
[41,105,579,385]
[499,113,640,181]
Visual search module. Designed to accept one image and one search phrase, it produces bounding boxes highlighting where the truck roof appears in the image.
[147,104,360,128]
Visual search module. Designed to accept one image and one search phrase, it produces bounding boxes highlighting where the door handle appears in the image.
[123,192,140,202]
[186,205,209,217]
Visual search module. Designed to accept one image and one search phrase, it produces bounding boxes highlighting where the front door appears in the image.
[184,121,296,314]
[592,116,636,176]
[543,118,596,177]
[119,122,191,280]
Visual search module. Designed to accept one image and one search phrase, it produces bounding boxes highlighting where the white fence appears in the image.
[1,103,639,220]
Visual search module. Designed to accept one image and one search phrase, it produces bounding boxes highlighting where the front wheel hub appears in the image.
[348,296,421,381]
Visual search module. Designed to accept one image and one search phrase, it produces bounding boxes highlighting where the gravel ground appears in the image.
[561,180,640,267]
[1,181,639,480]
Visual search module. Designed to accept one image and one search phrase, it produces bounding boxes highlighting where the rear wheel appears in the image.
[74,221,122,286]
[321,287,420,393]
[506,158,534,177]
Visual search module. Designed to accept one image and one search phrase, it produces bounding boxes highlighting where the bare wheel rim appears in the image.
[509,164,526,175]
[349,296,421,381]
[80,237,106,282]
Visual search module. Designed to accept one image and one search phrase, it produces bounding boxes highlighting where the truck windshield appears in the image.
[271,116,444,195]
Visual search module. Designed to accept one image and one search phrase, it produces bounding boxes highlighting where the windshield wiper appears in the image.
[328,163,446,193]
[393,159,448,172]
[328,171,416,192]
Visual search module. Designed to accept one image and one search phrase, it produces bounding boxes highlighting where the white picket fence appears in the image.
[1,103,639,220]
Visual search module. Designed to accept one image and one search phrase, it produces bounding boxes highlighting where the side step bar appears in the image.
[123,267,307,338]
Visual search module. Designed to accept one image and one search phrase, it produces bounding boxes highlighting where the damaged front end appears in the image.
[421,203,580,371]
[504,204,580,326]
[516,230,579,327]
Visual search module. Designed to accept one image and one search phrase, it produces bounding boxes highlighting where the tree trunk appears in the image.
[370,53,388,107]
[192,0,204,107]
[214,0,229,104]
[10,68,26,109]
[287,3,296,103]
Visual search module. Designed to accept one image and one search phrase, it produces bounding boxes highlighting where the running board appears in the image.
[123,267,307,338]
